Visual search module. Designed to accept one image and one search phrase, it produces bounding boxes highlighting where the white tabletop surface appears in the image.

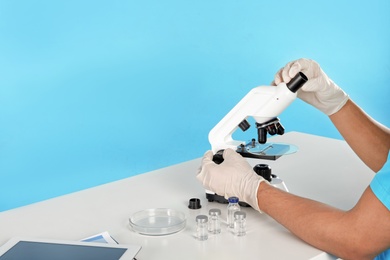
[0,132,375,259]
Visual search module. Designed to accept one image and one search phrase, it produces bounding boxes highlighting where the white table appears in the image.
[0,132,374,259]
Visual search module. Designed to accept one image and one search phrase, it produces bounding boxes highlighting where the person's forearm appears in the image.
[330,99,390,172]
[257,182,377,259]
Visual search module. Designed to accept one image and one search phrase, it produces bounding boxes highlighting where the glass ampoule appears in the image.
[208,208,221,234]
[227,197,240,229]
[234,211,246,236]
[195,215,208,241]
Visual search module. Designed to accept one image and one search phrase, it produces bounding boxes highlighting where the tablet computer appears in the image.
[0,237,141,260]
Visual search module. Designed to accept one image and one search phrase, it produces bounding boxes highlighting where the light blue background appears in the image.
[1,0,389,211]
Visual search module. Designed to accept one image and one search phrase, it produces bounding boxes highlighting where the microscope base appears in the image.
[205,192,251,207]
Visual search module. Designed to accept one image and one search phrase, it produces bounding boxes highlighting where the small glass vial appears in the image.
[195,215,208,241]
[227,196,240,229]
[208,208,221,234]
[234,211,246,236]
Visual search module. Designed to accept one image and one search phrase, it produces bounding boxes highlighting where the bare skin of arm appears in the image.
[257,100,390,259]
[330,99,390,172]
[257,184,390,259]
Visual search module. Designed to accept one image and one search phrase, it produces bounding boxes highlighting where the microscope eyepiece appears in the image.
[287,72,308,93]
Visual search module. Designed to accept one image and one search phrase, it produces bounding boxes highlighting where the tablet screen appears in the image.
[0,241,127,260]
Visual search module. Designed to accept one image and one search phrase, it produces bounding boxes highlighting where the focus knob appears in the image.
[253,164,272,182]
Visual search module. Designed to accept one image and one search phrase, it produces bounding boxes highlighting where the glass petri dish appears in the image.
[129,208,186,236]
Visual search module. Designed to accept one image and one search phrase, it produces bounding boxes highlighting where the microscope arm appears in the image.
[208,72,307,153]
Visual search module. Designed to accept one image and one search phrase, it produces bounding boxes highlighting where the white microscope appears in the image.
[206,72,308,205]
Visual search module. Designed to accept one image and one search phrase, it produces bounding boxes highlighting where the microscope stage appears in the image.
[237,141,298,160]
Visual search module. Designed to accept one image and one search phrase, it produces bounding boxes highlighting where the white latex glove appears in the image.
[196,148,266,212]
[274,58,349,115]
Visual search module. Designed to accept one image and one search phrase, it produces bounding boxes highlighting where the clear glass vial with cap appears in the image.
[234,211,246,236]
[227,196,240,229]
[195,215,208,241]
[208,208,221,234]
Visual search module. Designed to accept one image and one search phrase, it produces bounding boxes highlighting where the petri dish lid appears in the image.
[129,208,186,236]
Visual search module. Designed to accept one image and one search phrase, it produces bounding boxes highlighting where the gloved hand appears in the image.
[196,148,266,212]
[273,58,349,115]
